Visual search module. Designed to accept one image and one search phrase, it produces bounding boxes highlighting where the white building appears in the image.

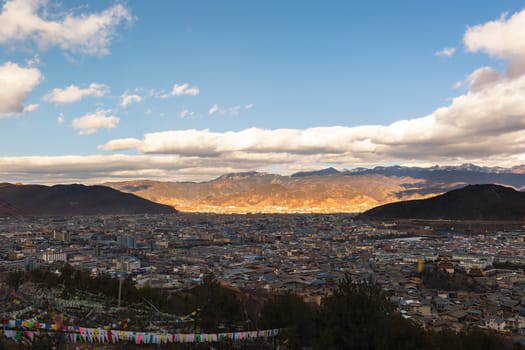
[42,249,67,263]
[485,318,506,332]
[115,256,141,273]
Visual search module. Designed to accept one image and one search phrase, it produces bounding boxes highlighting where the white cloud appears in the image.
[98,138,142,151]
[434,47,456,57]
[97,127,388,156]
[452,81,463,89]
[44,83,109,104]
[0,0,133,55]
[151,83,200,99]
[222,105,242,115]
[22,103,38,113]
[464,10,525,76]
[25,54,40,67]
[0,61,42,117]
[0,154,277,184]
[179,108,194,119]
[207,104,253,116]
[467,66,501,92]
[171,83,200,96]
[57,113,64,126]
[208,104,219,115]
[72,110,119,135]
[120,92,142,108]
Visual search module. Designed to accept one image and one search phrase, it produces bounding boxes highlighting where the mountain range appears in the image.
[0,183,176,217]
[105,164,525,214]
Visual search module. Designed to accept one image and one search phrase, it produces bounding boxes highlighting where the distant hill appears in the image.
[0,183,176,217]
[360,184,525,220]
[351,164,525,194]
[291,167,340,177]
[105,164,525,214]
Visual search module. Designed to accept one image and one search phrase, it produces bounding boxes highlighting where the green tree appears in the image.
[260,292,316,349]
[316,274,425,350]
[6,270,25,291]
[193,272,244,331]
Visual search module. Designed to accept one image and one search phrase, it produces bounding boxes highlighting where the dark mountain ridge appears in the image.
[291,167,340,177]
[361,184,525,220]
[0,183,176,217]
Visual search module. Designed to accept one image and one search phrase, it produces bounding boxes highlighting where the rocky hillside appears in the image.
[105,164,525,214]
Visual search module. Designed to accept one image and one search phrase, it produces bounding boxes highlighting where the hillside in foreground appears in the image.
[360,184,525,220]
[0,183,176,217]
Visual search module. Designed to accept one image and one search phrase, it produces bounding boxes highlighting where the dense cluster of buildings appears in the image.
[1,213,525,335]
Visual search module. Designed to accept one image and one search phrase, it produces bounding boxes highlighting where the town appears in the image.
[1,213,525,337]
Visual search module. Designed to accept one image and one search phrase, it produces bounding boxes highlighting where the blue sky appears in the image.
[1,0,525,183]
